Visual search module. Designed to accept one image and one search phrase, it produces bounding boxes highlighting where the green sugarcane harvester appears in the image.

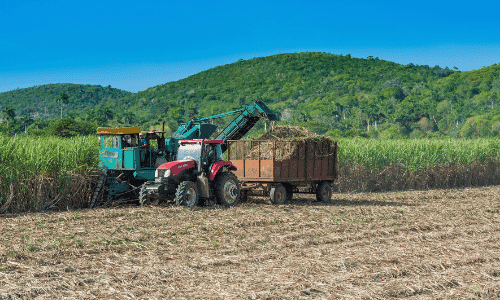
[91,101,278,207]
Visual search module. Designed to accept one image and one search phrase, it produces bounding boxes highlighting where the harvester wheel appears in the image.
[316,181,332,202]
[270,184,287,205]
[215,173,241,207]
[175,181,199,208]
[139,183,149,206]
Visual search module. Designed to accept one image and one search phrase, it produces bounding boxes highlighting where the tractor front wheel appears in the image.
[175,181,199,208]
[215,173,241,207]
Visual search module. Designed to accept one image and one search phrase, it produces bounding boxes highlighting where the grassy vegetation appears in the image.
[0,135,99,212]
[337,137,500,170]
[3,134,500,212]
[335,137,500,192]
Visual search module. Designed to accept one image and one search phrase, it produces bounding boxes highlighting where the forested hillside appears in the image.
[105,52,500,138]
[111,52,449,133]
[0,83,131,135]
[2,52,500,138]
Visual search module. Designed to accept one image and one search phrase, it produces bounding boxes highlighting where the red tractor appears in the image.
[140,139,241,207]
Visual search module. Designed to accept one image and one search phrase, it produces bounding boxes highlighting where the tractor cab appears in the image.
[176,139,223,173]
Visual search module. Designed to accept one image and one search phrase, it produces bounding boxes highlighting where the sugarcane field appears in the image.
[1,123,500,299]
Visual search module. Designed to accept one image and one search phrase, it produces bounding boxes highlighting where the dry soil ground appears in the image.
[1,186,500,299]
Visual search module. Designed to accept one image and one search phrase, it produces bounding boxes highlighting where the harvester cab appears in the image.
[96,127,169,172]
[142,139,240,208]
[91,127,170,207]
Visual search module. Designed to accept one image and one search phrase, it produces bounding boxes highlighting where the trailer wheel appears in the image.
[139,183,149,206]
[316,181,332,202]
[215,173,241,207]
[240,190,248,202]
[283,183,294,202]
[175,181,199,208]
[270,184,287,205]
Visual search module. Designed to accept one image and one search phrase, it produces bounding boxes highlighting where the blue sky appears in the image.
[1,0,499,93]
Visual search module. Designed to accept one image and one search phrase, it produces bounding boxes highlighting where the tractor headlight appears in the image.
[155,168,171,178]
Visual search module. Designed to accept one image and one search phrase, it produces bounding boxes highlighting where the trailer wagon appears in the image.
[227,139,337,204]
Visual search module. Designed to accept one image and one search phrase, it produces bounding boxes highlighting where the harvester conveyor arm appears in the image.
[197,108,246,122]
[215,101,278,152]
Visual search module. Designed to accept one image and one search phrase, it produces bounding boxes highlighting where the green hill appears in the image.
[2,52,500,138]
[106,52,463,136]
[0,83,131,120]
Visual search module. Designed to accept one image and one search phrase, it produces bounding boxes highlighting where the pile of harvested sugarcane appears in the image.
[242,125,335,161]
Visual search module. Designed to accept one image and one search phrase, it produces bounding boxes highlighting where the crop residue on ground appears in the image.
[1,186,499,299]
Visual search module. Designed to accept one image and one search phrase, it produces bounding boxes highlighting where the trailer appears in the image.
[227,139,337,204]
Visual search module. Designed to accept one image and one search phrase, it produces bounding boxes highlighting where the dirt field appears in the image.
[1,186,499,299]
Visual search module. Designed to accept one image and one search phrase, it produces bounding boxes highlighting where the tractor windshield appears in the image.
[177,143,202,164]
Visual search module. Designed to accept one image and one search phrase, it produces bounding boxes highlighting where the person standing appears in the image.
[138,133,148,148]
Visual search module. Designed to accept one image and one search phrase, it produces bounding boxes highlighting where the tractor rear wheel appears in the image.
[270,184,287,205]
[316,181,332,202]
[175,181,199,208]
[215,173,241,207]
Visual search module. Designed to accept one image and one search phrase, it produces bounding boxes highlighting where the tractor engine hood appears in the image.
[157,160,196,176]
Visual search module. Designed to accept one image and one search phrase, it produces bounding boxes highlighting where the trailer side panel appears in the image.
[228,139,337,183]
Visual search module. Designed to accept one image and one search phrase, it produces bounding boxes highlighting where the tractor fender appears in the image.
[209,161,237,181]
[157,160,196,176]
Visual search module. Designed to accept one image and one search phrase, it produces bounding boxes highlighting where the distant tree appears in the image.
[492,79,500,91]
[96,107,114,124]
[46,118,95,137]
[2,105,16,129]
[383,79,403,88]
[18,115,34,133]
[417,117,433,132]
[433,66,453,77]
[460,116,491,138]
[122,112,136,125]
[58,93,69,118]
[167,107,185,124]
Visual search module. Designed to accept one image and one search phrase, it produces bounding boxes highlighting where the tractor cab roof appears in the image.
[179,139,223,144]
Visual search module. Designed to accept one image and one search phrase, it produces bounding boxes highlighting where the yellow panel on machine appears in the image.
[96,127,141,135]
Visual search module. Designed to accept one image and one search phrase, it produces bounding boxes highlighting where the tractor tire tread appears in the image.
[175,181,199,208]
[139,183,149,206]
